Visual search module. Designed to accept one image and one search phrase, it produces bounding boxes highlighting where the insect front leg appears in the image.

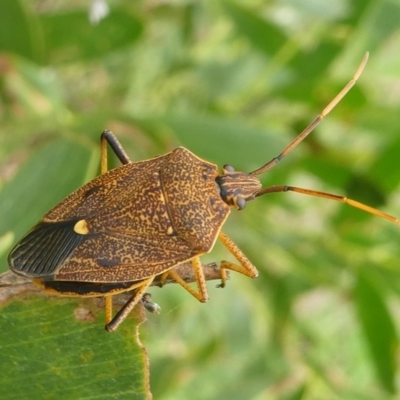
[217,232,259,288]
[166,257,209,302]
[100,130,132,174]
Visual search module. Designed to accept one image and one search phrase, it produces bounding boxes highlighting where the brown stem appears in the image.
[0,261,228,304]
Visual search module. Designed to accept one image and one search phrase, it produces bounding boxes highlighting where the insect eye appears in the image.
[236,197,246,210]
[223,164,235,174]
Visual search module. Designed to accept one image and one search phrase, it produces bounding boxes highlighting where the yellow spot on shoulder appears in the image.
[166,226,173,235]
[74,219,89,235]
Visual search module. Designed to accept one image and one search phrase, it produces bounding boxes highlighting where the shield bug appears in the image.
[8,52,399,332]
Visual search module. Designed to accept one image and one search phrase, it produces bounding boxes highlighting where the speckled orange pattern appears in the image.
[9,147,232,282]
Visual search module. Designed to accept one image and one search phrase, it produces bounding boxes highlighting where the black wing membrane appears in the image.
[8,219,88,278]
[42,280,141,296]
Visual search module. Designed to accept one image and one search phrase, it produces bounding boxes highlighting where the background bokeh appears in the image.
[1,1,400,399]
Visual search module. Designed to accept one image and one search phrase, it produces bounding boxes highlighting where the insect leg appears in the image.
[217,232,259,287]
[105,276,154,332]
[166,257,209,302]
[105,295,113,325]
[100,130,132,174]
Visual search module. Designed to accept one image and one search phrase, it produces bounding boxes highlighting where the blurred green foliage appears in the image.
[1,0,400,399]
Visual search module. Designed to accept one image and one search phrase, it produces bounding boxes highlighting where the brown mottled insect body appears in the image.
[9,52,400,332]
[9,135,261,331]
[11,148,232,282]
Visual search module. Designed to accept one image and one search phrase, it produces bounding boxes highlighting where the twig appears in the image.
[0,261,228,305]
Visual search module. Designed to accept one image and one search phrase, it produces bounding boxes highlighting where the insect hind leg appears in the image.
[105,276,154,332]
[217,232,259,288]
[166,257,209,303]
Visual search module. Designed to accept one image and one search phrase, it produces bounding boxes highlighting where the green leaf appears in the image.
[274,42,341,102]
[41,10,143,62]
[355,271,398,394]
[158,113,286,172]
[222,1,287,56]
[360,1,400,52]
[367,136,400,194]
[0,0,45,63]
[0,294,151,400]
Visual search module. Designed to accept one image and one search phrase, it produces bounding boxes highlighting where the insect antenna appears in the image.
[250,52,369,176]
[255,185,400,226]
[248,51,400,226]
